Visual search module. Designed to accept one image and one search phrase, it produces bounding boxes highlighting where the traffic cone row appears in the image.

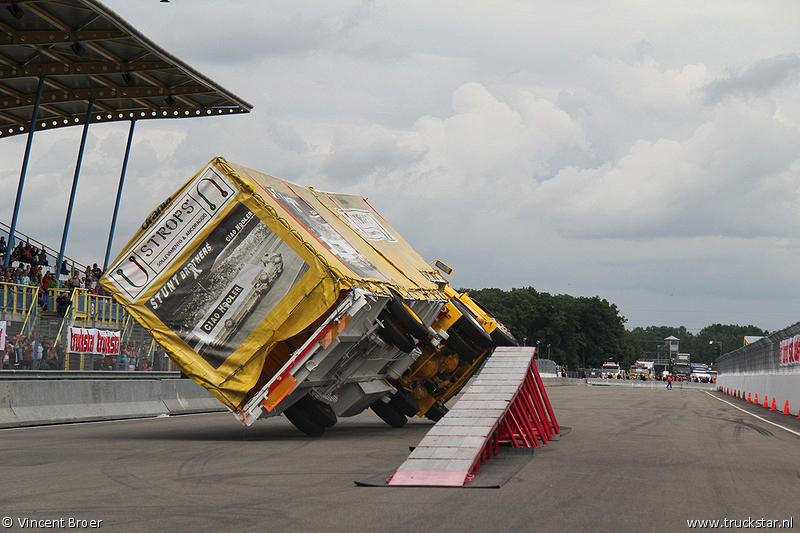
[725,387,798,417]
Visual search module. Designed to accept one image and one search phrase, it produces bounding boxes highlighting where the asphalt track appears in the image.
[1,385,798,533]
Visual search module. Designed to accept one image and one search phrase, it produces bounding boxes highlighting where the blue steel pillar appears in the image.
[103,119,136,271]
[4,76,45,268]
[56,100,94,280]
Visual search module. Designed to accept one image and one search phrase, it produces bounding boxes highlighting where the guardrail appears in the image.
[716,323,800,375]
[0,370,180,380]
[586,378,715,390]
[0,376,225,428]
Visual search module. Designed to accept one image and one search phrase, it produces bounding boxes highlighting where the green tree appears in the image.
[464,287,643,371]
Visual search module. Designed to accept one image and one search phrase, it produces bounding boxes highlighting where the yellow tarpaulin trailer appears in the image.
[101,157,515,435]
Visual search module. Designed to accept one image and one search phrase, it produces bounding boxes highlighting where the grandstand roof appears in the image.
[0,0,253,139]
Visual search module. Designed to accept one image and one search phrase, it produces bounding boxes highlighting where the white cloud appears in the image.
[3,0,800,332]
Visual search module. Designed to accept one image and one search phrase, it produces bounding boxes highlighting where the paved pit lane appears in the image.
[1,386,798,533]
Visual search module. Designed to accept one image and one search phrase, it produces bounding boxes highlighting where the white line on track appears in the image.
[705,391,800,438]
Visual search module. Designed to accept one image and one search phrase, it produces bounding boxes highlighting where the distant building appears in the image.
[743,336,765,346]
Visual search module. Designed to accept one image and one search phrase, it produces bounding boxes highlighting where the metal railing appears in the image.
[716,322,800,375]
[0,221,86,276]
[2,282,176,373]
[535,358,559,376]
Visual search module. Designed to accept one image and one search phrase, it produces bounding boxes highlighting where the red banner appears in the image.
[68,327,121,355]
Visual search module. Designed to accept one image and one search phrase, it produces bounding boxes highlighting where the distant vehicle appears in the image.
[629,363,649,377]
[670,357,692,379]
[690,362,711,380]
[601,361,621,378]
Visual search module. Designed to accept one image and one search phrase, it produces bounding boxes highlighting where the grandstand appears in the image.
[1,0,252,373]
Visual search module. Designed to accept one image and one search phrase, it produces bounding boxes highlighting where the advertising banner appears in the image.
[67,327,120,355]
[101,159,341,410]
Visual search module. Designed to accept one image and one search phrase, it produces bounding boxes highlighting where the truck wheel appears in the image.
[376,311,417,353]
[443,326,480,364]
[490,324,518,347]
[385,292,430,340]
[389,389,421,417]
[296,395,337,429]
[451,299,493,349]
[284,403,326,437]
[424,403,448,422]
[370,399,408,428]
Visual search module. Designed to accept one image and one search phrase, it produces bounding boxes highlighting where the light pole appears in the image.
[709,340,722,359]
[547,343,551,358]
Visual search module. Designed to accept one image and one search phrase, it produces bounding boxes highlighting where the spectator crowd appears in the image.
[1,237,108,313]
[2,334,158,372]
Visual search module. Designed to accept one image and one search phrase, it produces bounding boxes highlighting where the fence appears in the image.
[716,322,800,417]
[716,322,800,375]
[2,282,176,373]
[535,358,559,377]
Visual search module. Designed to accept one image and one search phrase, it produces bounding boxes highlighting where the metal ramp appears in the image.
[387,346,560,487]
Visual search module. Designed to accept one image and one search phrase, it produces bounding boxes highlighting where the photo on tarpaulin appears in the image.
[145,201,309,369]
[264,186,387,280]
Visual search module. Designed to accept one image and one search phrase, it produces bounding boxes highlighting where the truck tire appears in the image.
[490,325,518,347]
[284,403,327,437]
[443,326,480,364]
[295,395,337,429]
[376,311,417,353]
[385,292,431,340]
[451,299,493,349]
[389,389,421,417]
[370,399,408,428]
[424,403,448,422]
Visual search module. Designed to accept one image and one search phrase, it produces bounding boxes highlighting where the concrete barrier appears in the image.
[541,377,583,386]
[160,379,228,414]
[717,373,800,416]
[0,379,225,428]
[0,382,17,427]
[585,378,715,390]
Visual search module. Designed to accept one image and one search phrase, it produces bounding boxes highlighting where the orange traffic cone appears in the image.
[770,398,777,411]
[747,392,752,402]
[782,400,790,415]
[754,393,758,404]
[763,396,769,408]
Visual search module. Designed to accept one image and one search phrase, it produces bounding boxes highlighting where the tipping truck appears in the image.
[101,157,515,436]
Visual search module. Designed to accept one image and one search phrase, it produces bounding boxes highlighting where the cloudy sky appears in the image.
[2,0,800,333]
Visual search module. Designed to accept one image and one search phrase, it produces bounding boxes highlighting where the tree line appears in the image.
[464,287,768,371]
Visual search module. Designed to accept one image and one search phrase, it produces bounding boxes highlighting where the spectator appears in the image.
[56,290,71,317]
[20,336,32,370]
[117,351,128,371]
[100,352,114,371]
[55,340,65,370]
[21,244,34,265]
[91,263,103,279]
[33,334,44,370]
[3,337,14,369]
[20,267,30,290]
[0,236,6,255]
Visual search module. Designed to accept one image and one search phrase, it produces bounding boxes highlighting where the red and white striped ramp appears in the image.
[387,346,560,487]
